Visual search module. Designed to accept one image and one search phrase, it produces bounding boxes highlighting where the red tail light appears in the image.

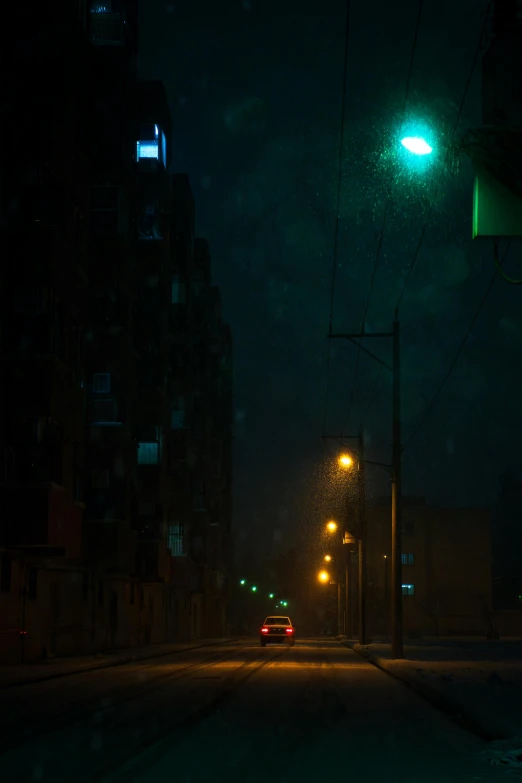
[286,628,294,634]
[261,627,269,633]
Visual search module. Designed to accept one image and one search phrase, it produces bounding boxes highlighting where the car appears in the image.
[260,615,296,646]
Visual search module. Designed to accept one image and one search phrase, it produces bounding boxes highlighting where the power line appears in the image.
[361,0,492,431]
[404,241,512,448]
[323,0,352,436]
[395,2,492,312]
[342,0,424,434]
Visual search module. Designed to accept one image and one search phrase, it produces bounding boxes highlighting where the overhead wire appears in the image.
[342,0,424,435]
[361,0,493,431]
[322,0,352,437]
[404,241,512,448]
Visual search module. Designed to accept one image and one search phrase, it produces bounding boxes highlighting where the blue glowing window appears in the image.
[136,124,166,165]
[137,442,159,465]
[136,141,159,160]
[401,584,415,596]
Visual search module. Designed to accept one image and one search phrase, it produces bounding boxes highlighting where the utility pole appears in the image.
[391,310,403,659]
[345,547,351,637]
[358,429,367,645]
[327,310,404,659]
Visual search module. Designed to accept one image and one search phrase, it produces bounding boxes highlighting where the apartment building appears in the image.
[0,1,233,662]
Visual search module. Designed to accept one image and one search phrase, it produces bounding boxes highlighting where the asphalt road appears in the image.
[0,639,512,782]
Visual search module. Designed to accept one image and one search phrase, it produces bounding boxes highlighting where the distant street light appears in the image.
[269,593,275,599]
[318,570,330,583]
[339,454,353,468]
[324,555,332,562]
[240,579,246,585]
[400,136,433,156]
[251,585,257,592]
[326,521,337,533]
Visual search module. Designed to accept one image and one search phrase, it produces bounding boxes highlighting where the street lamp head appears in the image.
[240,579,246,585]
[339,454,353,468]
[269,593,275,599]
[324,555,332,562]
[400,136,433,156]
[318,570,329,583]
[251,585,257,592]
[326,521,337,533]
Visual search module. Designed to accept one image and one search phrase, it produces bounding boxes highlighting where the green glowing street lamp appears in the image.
[400,136,433,156]
[251,585,257,592]
[240,579,246,585]
[269,593,275,599]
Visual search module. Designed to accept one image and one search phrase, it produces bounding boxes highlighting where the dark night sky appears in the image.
[139,0,522,561]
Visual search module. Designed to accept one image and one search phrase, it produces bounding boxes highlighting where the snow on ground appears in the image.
[352,637,522,772]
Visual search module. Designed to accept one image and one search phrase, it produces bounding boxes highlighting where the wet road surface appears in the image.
[0,639,512,782]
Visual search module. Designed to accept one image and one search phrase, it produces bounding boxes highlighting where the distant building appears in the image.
[364,497,493,637]
[0,1,233,663]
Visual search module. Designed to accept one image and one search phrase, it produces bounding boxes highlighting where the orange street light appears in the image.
[339,454,353,468]
[326,521,337,533]
[324,555,332,562]
[318,570,329,583]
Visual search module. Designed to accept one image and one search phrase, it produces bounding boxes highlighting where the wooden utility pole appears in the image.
[358,429,367,645]
[391,310,403,659]
[327,311,404,659]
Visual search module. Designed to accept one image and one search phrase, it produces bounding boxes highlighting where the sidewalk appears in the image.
[344,637,522,744]
[0,637,239,690]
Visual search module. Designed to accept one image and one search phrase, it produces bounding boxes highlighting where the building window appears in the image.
[402,553,414,566]
[89,1,125,45]
[91,468,110,488]
[89,398,119,425]
[171,276,186,304]
[167,522,185,556]
[0,553,11,593]
[93,372,111,393]
[136,124,167,166]
[137,442,159,465]
[28,568,38,600]
[402,584,415,596]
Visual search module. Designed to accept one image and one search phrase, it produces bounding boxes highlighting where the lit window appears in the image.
[167,522,185,556]
[402,584,415,596]
[92,373,111,393]
[136,141,159,159]
[136,124,166,166]
[401,553,414,566]
[171,276,186,304]
[137,442,159,465]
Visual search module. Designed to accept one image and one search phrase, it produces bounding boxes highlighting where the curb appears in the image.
[0,638,241,690]
[343,641,505,743]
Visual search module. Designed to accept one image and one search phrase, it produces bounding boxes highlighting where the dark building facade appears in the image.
[0,1,233,662]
